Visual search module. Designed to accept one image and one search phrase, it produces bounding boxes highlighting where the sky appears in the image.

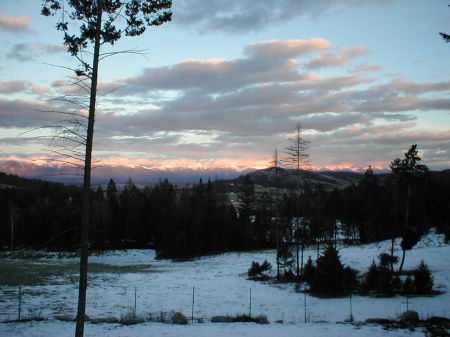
[0,0,449,180]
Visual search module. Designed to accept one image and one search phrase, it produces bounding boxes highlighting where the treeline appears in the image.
[0,174,253,257]
[0,151,449,259]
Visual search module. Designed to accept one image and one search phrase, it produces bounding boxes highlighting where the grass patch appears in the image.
[211,314,269,324]
[0,259,159,287]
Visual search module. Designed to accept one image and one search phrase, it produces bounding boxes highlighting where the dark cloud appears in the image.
[8,43,66,61]
[0,97,62,128]
[173,0,393,34]
[0,80,51,95]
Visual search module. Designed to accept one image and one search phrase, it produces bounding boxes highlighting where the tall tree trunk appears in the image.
[295,218,299,278]
[9,202,16,250]
[398,248,406,273]
[390,182,398,273]
[75,4,102,337]
[398,183,411,273]
[276,227,280,280]
[390,238,395,272]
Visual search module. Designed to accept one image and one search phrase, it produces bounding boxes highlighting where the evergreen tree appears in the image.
[413,260,433,294]
[310,245,356,296]
[390,144,428,272]
[237,174,256,241]
[41,1,172,335]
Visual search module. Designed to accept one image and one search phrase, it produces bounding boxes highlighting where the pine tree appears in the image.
[237,174,256,240]
[413,261,433,294]
[41,2,172,335]
[390,145,428,272]
[310,245,356,296]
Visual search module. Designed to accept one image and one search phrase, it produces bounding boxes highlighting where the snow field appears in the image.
[0,229,448,337]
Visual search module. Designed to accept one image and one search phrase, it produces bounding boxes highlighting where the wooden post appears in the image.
[134,286,137,317]
[249,288,252,317]
[191,286,195,324]
[349,294,353,322]
[18,286,22,320]
[303,291,307,323]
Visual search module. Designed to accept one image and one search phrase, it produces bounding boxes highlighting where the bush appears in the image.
[402,276,413,295]
[248,260,272,278]
[363,253,397,296]
[413,261,433,294]
[172,312,188,325]
[213,314,269,324]
[120,311,145,325]
[378,253,398,268]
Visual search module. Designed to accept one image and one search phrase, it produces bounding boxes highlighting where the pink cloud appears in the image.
[0,14,31,32]
[0,80,51,95]
[246,38,332,58]
[98,156,270,172]
[0,80,28,94]
[354,63,383,72]
[306,45,369,69]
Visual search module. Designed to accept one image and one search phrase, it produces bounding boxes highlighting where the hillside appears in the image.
[224,167,363,191]
[1,229,448,337]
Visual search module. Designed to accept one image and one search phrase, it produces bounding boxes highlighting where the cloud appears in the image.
[8,43,67,61]
[0,14,31,33]
[0,80,51,95]
[0,97,61,128]
[245,38,332,58]
[306,46,369,69]
[353,63,383,72]
[2,35,449,171]
[0,80,28,94]
[123,57,300,94]
[174,0,393,34]
[51,78,120,96]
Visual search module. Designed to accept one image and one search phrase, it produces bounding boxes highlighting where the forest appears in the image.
[1,147,449,259]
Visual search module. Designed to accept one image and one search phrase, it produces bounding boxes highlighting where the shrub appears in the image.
[120,311,145,325]
[413,261,433,294]
[211,314,269,324]
[402,276,413,295]
[363,253,396,296]
[172,312,188,325]
[378,253,398,268]
[248,260,272,278]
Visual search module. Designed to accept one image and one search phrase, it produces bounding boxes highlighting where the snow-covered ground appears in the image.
[1,229,448,337]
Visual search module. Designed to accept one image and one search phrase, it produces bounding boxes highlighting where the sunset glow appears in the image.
[0,1,449,181]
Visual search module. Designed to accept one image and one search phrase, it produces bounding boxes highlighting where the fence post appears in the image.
[134,286,137,317]
[303,291,307,323]
[349,294,353,322]
[249,288,252,317]
[18,286,22,320]
[191,286,195,324]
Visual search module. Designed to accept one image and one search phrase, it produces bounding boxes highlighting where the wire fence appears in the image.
[1,284,447,324]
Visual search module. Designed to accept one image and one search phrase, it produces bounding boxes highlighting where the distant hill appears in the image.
[223,167,363,191]
[0,160,251,186]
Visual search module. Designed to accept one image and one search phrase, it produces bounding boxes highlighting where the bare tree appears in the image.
[41,1,172,336]
[283,123,310,277]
